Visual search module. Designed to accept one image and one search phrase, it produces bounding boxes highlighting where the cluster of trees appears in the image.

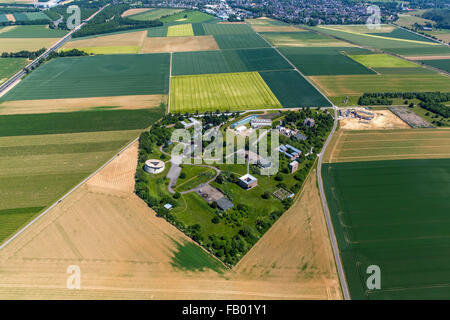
[358,92,450,118]
[1,48,46,59]
[282,108,334,153]
[72,3,163,38]
[422,9,450,29]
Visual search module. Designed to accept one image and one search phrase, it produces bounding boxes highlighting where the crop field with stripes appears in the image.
[170,72,282,113]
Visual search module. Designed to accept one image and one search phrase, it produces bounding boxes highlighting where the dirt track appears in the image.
[0,142,341,299]
[340,110,410,130]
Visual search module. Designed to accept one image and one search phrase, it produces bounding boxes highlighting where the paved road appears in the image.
[255,27,351,300]
[0,4,109,95]
[316,105,351,300]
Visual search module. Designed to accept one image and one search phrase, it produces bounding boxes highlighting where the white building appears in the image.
[144,159,165,174]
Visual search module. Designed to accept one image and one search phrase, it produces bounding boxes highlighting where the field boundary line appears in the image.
[0,136,139,251]
[254,28,350,299]
[167,52,173,114]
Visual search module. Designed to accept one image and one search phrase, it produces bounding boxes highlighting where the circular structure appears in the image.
[144,159,165,174]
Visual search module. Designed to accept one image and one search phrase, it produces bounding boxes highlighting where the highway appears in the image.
[0,4,109,95]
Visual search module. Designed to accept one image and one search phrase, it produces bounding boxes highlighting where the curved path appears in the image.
[159,146,221,195]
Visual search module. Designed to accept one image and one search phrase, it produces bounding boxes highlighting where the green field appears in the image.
[203,23,254,35]
[0,58,27,82]
[349,53,421,68]
[310,73,450,97]
[0,25,67,38]
[128,8,184,21]
[259,70,331,107]
[213,33,269,49]
[13,12,50,22]
[0,108,164,136]
[170,72,282,113]
[1,54,170,101]
[172,48,292,75]
[314,25,450,56]
[279,47,376,75]
[323,158,450,299]
[167,23,194,37]
[159,10,215,24]
[419,59,450,73]
[170,240,224,273]
[261,31,342,47]
[147,26,168,37]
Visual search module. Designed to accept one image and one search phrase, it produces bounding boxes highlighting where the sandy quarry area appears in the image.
[142,36,219,53]
[339,109,410,130]
[64,31,147,49]
[0,141,341,299]
[0,95,166,115]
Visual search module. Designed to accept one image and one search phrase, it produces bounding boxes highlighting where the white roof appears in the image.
[239,173,257,184]
[145,159,165,169]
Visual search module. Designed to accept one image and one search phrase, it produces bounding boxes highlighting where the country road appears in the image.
[255,26,351,300]
[0,4,110,95]
[316,105,351,300]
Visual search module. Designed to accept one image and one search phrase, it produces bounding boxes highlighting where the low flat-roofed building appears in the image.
[251,118,272,128]
[238,173,258,190]
[216,197,234,211]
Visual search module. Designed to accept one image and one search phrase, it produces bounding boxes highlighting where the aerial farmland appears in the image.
[0,0,449,305]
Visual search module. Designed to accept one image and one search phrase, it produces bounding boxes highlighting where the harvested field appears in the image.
[251,25,303,33]
[339,109,410,130]
[170,72,282,113]
[262,32,353,48]
[324,128,450,163]
[5,14,15,22]
[141,35,218,53]
[0,38,57,52]
[388,106,434,128]
[63,31,147,49]
[0,142,341,300]
[0,95,167,115]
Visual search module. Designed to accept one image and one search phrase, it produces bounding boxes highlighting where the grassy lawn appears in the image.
[0,58,27,83]
[128,8,184,21]
[349,54,421,68]
[170,72,282,113]
[160,10,215,24]
[176,168,216,193]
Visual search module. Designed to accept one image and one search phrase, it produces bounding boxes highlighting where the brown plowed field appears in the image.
[0,142,341,299]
